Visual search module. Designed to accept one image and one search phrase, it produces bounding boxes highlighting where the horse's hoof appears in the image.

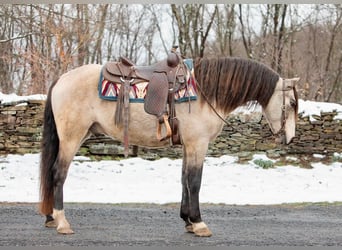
[185,224,194,233]
[45,220,57,228]
[192,222,212,237]
[45,214,57,228]
[57,227,74,235]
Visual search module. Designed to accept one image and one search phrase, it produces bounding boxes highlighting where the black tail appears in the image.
[39,80,59,215]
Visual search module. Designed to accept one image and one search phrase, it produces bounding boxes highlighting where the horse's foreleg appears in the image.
[180,143,212,237]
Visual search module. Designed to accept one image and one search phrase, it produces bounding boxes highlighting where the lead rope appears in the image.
[194,78,230,126]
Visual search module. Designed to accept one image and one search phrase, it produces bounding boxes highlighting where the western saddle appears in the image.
[102,48,188,157]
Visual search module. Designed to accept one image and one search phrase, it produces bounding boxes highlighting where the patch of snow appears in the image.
[0,153,341,205]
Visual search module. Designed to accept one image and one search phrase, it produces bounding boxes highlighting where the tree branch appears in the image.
[0,33,32,43]
[200,5,218,57]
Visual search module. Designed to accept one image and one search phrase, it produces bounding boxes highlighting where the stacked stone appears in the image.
[0,100,44,154]
[0,100,341,160]
[211,110,341,161]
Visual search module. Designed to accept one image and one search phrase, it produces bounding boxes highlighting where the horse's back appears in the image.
[54,64,102,93]
[52,64,101,105]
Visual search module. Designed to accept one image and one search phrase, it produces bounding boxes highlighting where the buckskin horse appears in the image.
[39,54,299,237]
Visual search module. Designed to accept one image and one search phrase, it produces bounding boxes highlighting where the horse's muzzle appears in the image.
[275,134,285,144]
[275,134,294,145]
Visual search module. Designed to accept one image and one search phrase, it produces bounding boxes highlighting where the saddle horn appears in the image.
[167,52,180,68]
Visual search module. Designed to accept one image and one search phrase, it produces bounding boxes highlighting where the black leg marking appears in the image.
[45,214,54,224]
[180,163,204,224]
[51,158,68,211]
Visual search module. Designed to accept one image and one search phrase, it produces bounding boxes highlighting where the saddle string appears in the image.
[169,63,185,144]
[117,62,134,157]
[114,62,126,125]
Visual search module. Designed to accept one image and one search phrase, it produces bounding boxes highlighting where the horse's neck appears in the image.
[194,95,230,120]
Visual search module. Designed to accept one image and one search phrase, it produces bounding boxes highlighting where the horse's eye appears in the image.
[290,99,296,108]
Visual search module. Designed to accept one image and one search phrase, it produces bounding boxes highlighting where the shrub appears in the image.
[253,159,274,169]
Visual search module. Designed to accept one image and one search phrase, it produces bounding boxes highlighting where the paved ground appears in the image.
[1,202,342,246]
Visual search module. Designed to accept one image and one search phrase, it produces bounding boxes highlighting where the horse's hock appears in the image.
[0,99,341,160]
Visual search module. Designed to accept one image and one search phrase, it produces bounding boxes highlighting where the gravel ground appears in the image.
[1,202,342,246]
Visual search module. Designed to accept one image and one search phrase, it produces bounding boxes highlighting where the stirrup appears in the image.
[156,114,172,141]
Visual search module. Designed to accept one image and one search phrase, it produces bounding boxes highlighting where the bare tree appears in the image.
[91,4,109,64]
[212,4,236,56]
[269,4,288,74]
[323,4,342,102]
[171,4,218,58]
[146,5,170,57]
[0,5,15,93]
[238,4,253,59]
[297,4,342,102]
[0,4,341,103]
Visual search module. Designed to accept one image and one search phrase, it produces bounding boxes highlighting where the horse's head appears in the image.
[263,77,300,144]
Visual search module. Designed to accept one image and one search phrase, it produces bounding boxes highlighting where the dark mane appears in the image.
[194,57,280,113]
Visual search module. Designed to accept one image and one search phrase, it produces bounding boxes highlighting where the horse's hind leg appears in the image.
[50,147,75,234]
[50,134,89,234]
[180,140,212,237]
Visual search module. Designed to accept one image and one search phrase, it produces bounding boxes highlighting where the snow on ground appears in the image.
[0,153,341,205]
[298,99,342,121]
[0,92,46,105]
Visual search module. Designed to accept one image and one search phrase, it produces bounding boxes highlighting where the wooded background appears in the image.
[0,4,341,103]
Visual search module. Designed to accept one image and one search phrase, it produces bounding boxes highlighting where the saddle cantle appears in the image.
[101,50,187,156]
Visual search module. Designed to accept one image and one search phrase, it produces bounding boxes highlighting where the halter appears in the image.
[273,79,297,145]
[273,79,287,138]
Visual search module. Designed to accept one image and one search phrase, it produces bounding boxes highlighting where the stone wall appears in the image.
[0,100,341,160]
[0,100,44,155]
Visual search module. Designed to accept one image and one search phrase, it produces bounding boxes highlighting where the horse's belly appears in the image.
[98,103,171,148]
[127,116,171,148]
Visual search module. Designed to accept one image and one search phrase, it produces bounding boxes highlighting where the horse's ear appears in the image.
[283,77,300,89]
[290,77,300,87]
